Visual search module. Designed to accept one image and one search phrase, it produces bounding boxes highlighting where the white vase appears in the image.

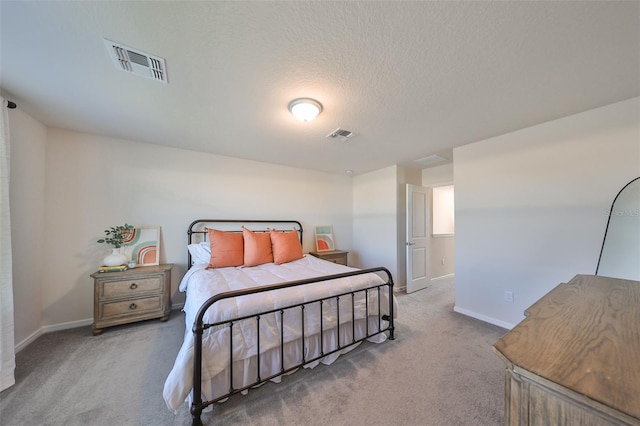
[103,248,128,266]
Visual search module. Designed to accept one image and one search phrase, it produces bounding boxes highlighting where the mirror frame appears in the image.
[595,176,640,275]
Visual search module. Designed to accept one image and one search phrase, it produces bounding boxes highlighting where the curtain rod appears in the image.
[5,100,16,109]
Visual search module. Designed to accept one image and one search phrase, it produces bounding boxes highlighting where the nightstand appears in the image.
[90,264,172,335]
[309,250,348,266]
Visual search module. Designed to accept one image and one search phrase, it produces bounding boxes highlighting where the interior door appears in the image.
[406,184,430,293]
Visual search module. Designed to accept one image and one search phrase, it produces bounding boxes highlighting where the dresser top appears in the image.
[494,274,640,419]
[90,263,173,279]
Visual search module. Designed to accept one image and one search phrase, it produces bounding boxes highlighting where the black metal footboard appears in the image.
[190,267,395,426]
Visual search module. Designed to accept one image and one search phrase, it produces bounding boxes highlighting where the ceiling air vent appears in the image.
[104,39,167,83]
[413,155,447,167]
[326,128,355,142]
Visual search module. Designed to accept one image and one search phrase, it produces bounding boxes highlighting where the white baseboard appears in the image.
[16,306,187,353]
[43,318,94,334]
[431,273,454,282]
[453,306,515,330]
[15,329,43,353]
[16,318,92,353]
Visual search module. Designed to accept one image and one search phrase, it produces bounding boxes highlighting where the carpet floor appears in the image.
[0,276,507,426]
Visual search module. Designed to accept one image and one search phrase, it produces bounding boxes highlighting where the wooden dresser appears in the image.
[309,250,348,266]
[493,274,640,425]
[90,264,172,335]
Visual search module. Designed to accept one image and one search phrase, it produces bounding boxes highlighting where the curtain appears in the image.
[0,97,15,391]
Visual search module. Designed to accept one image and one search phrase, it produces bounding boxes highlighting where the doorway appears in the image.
[405,184,455,293]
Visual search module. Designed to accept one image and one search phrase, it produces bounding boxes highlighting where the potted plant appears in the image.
[98,224,134,266]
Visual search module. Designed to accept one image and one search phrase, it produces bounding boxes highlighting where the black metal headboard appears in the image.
[187,219,303,268]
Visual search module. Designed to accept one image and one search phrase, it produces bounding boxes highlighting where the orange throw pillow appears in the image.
[270,229,303,265]
[206,228,243,268]
[242,227,274,267]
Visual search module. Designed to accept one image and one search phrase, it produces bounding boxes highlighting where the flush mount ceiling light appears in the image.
[288,98,322,122]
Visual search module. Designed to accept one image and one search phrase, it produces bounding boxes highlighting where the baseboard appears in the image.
[15,318,93,353]
[16,307,185,353]
[431,273,454,282]
[43,318,94,334]
[453,306,515,330]
[16,318,92,352]
[15,328,44,353]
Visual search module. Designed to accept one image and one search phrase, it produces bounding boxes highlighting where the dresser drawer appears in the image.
[99,295,162,319]
[101,277,162,299]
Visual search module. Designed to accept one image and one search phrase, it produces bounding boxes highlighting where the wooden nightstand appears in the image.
[90,264,172,335]
[309,250,348,266]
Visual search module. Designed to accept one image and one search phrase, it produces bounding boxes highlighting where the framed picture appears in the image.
[314,225,335,251]
[122,226,160,266]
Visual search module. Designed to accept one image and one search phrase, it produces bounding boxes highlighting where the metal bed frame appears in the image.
[185,220,395,426]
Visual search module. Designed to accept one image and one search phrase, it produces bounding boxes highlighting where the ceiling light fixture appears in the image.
[288,98,322,122]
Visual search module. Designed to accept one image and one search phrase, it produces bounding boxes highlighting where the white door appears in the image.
[406,184,430,293]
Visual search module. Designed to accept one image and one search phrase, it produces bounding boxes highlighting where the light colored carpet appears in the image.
[0,277,507,426]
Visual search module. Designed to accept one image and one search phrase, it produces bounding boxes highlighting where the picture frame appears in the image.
[314,225,335,251]
[122,226,160,266]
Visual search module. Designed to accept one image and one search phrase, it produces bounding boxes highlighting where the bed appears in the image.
[163,220,397,426]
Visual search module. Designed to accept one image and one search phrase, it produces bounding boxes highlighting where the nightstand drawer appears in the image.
[100,295,162,319]
[101,277,162,299]
[322,253,347,264]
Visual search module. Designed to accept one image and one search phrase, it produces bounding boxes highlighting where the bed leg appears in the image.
[192,319,205,426]
[190,405,203,426]
[382,314,395,340]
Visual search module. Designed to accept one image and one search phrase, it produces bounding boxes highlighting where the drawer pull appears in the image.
[129,303,137,310]
[129,283,138,290]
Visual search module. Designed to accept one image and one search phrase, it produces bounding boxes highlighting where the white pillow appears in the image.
[188,241,211,265]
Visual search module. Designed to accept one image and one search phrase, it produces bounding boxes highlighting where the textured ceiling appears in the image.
[1,1,639,175]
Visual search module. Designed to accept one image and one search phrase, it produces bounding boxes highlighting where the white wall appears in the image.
[422,163,453,186]
[10,124,354,344]
[353,165,399,286]
[8,109,47,348]
[454,97,640,329]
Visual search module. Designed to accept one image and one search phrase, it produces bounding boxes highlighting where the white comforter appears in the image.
[163,255,394,411]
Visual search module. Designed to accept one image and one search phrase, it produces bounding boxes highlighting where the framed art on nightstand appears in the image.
[314,225,335,251]
[122,226,161,266]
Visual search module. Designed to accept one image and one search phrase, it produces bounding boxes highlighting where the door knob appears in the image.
[406,242,416,246]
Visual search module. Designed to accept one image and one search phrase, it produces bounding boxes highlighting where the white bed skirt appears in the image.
[189,315,388,412]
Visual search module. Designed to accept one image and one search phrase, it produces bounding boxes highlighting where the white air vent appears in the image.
[327,128,355,142]
[104,39,167,83]
[414,155,447,166]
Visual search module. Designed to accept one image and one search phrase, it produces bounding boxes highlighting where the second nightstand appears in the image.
[309,250,348,266]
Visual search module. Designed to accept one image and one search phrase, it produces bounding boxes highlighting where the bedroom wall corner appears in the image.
[8,108,47,347]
